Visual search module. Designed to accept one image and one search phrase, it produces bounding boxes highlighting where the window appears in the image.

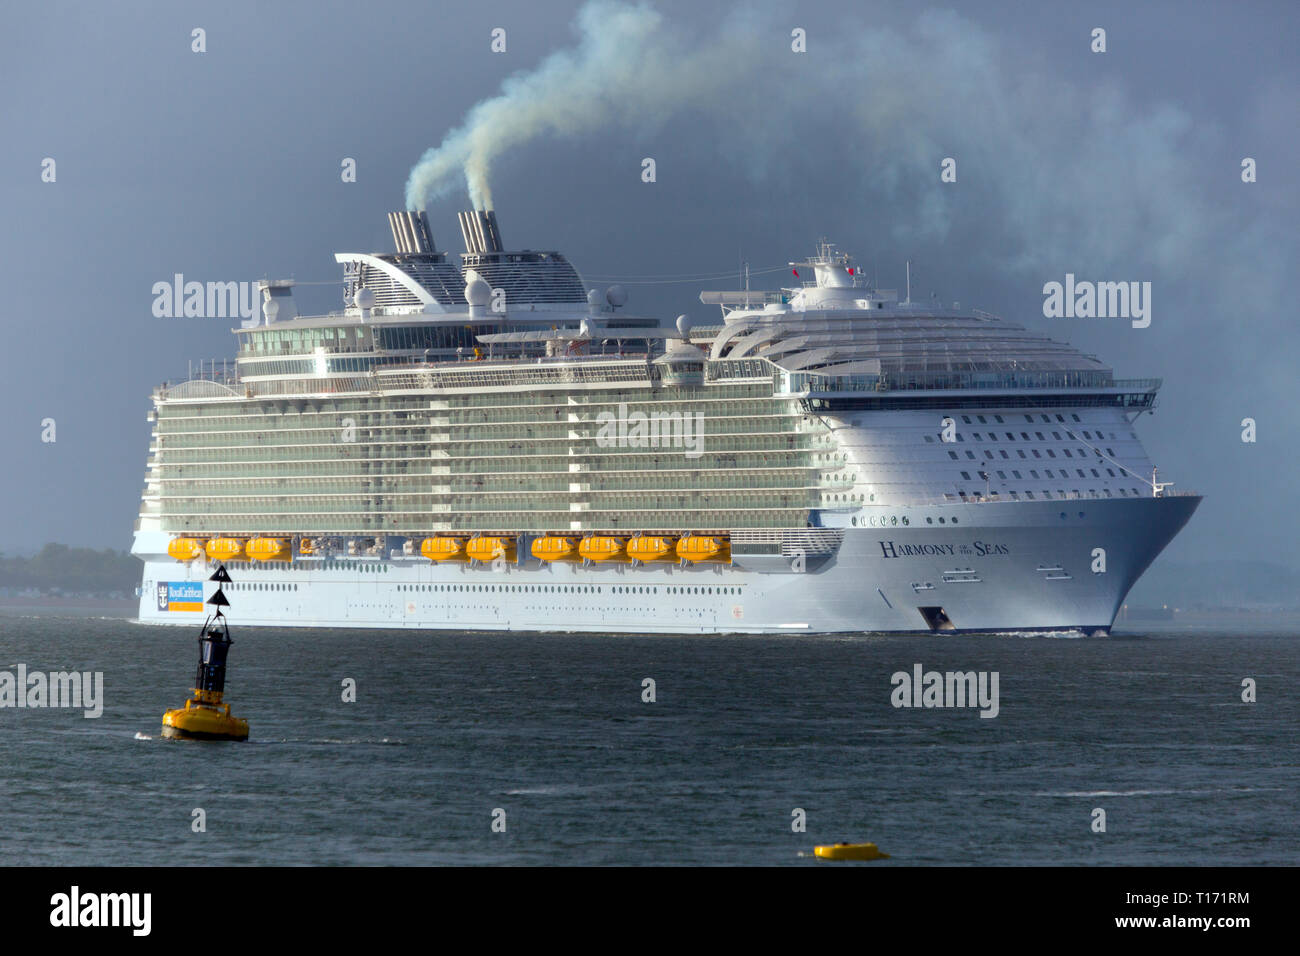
[1032,449,1042,458]
[948,450,959,460]
[994,415,1004,423]
[1005,432,1015,441]
[962,415,972,424]
[966,451,975,459]
[1035,432,1045,440]
[1064,449,1073,457]
[1091,469,1100,477]
[1106,469,1115,477]
[1030,470,1039,478]
[1107,448,1116,457]
[1057,414,1066,422]
[1025,491,1035,499]
[997,470,1007,479]
[1012,470,1022,478]
[1024,415,1034,423]
[1052,432,1062,440]
[1047,449,1056,458]
[984,450,995,459]
[1017,449,1027,458]
[1071,414,1081,422]
[999,450,1009,459]
[923,435,934,443]
[978,416,987,423]
[1076,469,1085,478]
[1041,415,1051,423]
[973,432,982,440]
[961,471,972,480]
[1020,432,1030,440]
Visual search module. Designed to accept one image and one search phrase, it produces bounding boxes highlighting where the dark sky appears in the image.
[2,0,1296,564]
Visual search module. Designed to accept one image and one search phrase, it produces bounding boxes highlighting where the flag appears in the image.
[847,267,854,275]
[792,268,799,277]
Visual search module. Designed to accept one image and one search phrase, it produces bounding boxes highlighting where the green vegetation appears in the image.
[0,544,138,595]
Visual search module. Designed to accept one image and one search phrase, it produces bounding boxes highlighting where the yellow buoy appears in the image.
[167,537,205,561]
[676,534,731,563]
[579,536,627,562]
[814,843,890,861]
[627,535,677,562]
[162,695,249,741]
[205,538,246,562]
[246,537,291,562]
[467,535,516,563]
[532,536,580,562]
[421,537,468,562]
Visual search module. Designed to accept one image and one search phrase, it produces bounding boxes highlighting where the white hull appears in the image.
[134,496,1199,635]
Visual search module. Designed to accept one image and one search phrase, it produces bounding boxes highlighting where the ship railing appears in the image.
[779,372,1162,395]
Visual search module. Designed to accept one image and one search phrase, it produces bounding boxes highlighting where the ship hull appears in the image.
[133,496,1199,635]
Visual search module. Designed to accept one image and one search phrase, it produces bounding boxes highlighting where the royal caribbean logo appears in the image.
[156,581,203,612]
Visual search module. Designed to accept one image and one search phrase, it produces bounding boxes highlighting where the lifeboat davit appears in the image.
[467,536,516,563]
[247,537,292,562]
[676,534,731,563]
[532,536,580,562]
[627,535,677,563]
[167,538,205,562]
[205,538,246,562]
[421,537,468,562]
[579,536,627,562]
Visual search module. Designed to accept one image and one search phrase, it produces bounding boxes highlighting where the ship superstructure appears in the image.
[133,215,1199,634]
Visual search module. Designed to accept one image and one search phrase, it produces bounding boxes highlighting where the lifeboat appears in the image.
[247,537,292,562]
[579,535,627,563]
[814,842,890,861]
[532,536,580,562]
[205,538,246,562]
[627,535,677,563]
[676,534,731,563]
[467,535,516,563]
[167,538,205,562]
[420,537,468,562]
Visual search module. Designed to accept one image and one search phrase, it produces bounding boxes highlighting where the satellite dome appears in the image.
[353,287,375,310]
[464,277,491,307]
[262,296,280,322]
[675,314,693,337]
[606,285,628,308]
[586,289,602,308]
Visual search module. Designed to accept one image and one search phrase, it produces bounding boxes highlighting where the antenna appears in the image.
[905,261,911,305]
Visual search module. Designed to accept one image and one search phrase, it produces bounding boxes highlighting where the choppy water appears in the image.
[0,613,1296,865]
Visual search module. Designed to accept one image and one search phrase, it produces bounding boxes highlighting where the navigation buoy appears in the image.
[813,842,890,861]
[161,565,249,741]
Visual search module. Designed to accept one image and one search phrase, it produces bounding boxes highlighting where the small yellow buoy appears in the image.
[814,842,890,861]
[161,565,249,742]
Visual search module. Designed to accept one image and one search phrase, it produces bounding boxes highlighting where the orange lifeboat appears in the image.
[627,535,677,563]
[579,536,627,563]
[532,536,580,562]
[676,534,731,564]
[205,538,246,562]
[167,538,205,562]
[247,537,292,562]
[421,537,468,562]
[467,536,516,563]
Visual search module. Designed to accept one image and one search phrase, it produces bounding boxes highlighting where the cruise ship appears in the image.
[133,209,1199,634]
